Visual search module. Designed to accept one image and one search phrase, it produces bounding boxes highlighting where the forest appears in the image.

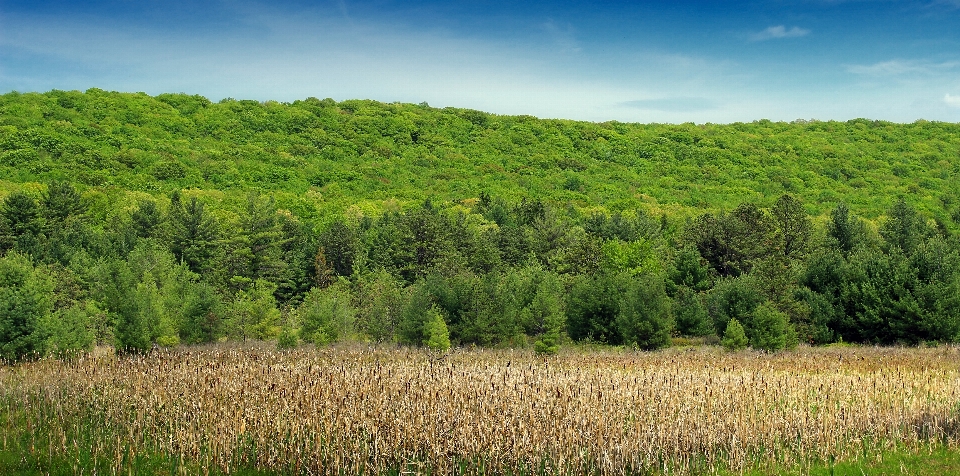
[1,89,960,361]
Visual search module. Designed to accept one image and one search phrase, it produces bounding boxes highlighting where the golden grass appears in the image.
[2,344,959,475]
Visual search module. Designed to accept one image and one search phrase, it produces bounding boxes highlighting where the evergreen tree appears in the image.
[673,286,713,337]
[221,192,288,290]
[423,306,451,352]
[880,199,930,255]
[398,282,434,346]
[616,274,673,350]
[0,253,52,362]
[668,246,712,293]
[227,279,282,341]
[749,302,796,351]
[0,191,42,256]
[41,181,85,226]
[131,199,164,240]
[179,281,221,344]
[526,271,565,353]
[827,202,865,256]
[168,191,219,274]
[721,318,748,351]
[319,220,358,278]
[706,276,765,336]
[772,194,811,260]
[355,269,404,342]
[45,301,96,359]
[566,273,629,344]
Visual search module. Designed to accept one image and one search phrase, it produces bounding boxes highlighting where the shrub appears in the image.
[299,282,355,346]
[616,274,673,351]
[423,306,451,352]
[750,303,796,351]
[722,318,748,351]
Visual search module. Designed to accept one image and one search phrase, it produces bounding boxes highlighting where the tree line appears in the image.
[2,182,958,362]
[2,90,959,227]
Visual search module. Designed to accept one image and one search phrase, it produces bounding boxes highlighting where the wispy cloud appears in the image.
[540,19,581,54]
[750,25,810,41]
[946,93,960,108]
[621,97,717,112]
[847,59,960,76]
[930,0,960,9]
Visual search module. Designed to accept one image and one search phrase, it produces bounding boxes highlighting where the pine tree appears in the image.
[721,318,748,351]
[0,192,42,255]
[0,253,52,361]
[168,191,219,274]
[424,306,451,352]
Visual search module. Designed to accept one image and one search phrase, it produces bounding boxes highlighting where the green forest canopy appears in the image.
[2,89,958,227]
[1,89,959,360]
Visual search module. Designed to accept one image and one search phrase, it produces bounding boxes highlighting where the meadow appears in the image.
[3,344,959,475]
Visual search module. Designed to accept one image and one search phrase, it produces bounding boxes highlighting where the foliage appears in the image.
[298,281,355,345]
[749,302,797,351]
[0,252,52,361]
[1,89,959,356]
[721,318,748,351]
[673,285,713,337]
[616,274,673,350]
[423,306,451,352]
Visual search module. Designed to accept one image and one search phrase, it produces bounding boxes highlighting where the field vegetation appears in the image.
[2,345,959,475]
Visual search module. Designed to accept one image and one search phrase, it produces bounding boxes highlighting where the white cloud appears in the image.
[946,94,960,108]
[847,59,960,76]
[751,25,810,41]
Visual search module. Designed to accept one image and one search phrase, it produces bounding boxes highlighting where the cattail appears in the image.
[1,344,959,474]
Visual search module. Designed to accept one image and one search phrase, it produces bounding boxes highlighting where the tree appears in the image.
[179,281,221,344]
[684,204,774,279]
[41,181,85,225]
[826,203,864,256]
[319,220,357,277]
[706,276,765,336]
[168,191,219,274]
[0,253,52,362]
[355,269,404,342]
[616,274,673,350]
[673,286,712,337]
[220,192,288,290]
[131,199,164,240]
[298,281,355,345]
[771,194,811,260]
[457,272,524,346]
[45,301,96,359]
[113,279,152,354]
[669,246,712,292]
[0,191,42,256]
[398,282,435,346]
[566,273,629,344]
[227,279,282,341]
[423,306,451,351]
[526,271,565,354]
[880,199,930,255]
[749,302,796,351]
[721,318,748,351]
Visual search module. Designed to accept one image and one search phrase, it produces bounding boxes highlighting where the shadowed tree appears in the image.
[772,194,811,260]
[0,192,42,256]
[168,191,219,274]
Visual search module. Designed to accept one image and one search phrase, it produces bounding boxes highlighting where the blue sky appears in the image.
[2,0,959,123]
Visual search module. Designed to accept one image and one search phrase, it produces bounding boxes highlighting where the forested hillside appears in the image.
[1,89,959,360]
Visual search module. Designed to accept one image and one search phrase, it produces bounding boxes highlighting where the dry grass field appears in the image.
[2,344,960,475]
